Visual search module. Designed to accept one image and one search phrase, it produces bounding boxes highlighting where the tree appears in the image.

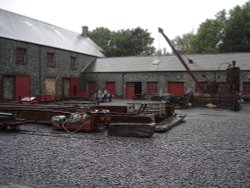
[155,48,170,56]
[88,27,155,57]
[87,27,114,57]
[189,10,227,53]
[174,1,250,54]
[220,1,250,52]
[172,32,195,54]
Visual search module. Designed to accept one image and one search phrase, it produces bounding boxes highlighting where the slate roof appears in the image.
[0,9,104,57]
[84,53,250,72]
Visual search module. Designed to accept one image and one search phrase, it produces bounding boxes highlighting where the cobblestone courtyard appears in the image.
[0,103,249,188]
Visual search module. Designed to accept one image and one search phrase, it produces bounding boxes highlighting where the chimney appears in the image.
[81,26,88,37]
[232,60,236,67]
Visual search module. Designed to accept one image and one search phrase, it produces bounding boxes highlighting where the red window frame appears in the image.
[70,57,77,70]
[47,52,56,67]
[16,48,27,65]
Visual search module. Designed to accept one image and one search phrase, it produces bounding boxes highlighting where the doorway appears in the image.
[126,82,142,99]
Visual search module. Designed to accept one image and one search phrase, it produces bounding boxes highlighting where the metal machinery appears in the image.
[0,112,25,130]
[158,27,241,111]
[0,101,185,137]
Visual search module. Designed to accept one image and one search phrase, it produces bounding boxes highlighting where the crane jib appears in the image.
[158,27,204,93]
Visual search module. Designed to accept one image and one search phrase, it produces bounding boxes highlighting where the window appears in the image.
[147,82,158,95]
[16,48,27,64]
[47,53,56,67]
[45,78,56,95]
[70,57,77,70]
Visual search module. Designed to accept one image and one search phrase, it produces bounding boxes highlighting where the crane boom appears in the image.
[158,27,204,92]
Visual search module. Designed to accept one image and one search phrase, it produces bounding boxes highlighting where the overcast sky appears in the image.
[0,0,247,51]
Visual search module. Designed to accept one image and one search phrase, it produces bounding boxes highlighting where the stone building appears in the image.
[0,8,103,101]
[1,8,250,102]
[83,54,250,99]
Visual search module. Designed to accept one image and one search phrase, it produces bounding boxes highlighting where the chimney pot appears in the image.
[82,26,88,37]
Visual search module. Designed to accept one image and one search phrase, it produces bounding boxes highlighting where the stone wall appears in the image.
[83,70,239,98]
[0,37,95,98]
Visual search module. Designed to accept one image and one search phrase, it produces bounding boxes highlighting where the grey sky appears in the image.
[0,0,247,51]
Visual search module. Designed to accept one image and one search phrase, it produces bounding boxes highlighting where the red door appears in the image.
[105,82,116,96]
[87,82,96,97]
[243,82,250,96]
[15,75,31,100]
[126,82,135,99]
[70,77,80,96]
[168,82,184,96]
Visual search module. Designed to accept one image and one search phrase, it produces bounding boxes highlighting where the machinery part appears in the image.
[62,113,89,133]
[52,113,92,133]
[158,27,241,111]
[0,112,25,130]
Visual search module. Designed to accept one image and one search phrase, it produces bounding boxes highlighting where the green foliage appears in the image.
[156,48,170,56]
[88,27,155,57]
[189,10,227,53]
[172,32,195,54]
[220,1,250,52]
[87,27,114,57]
[174,0,250,54]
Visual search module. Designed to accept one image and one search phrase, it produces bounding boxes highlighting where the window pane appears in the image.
[16,48,27,64]
[70,57,77,70]
[47,53,56,67]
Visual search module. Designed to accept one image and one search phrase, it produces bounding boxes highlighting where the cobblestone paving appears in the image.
[0,104,249,188]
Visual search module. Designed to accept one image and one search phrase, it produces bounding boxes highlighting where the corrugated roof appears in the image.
[84,53,250,72]
[0,9,104,57]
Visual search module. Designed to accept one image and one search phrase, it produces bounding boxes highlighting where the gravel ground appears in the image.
[0,103,250,188]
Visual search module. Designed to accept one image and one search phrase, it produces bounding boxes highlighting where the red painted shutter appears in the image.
[105,82,116,96]
[87,82,96,96]
[168,82,184,96]
[126,82,135,99]
[15,75,31,100]
[243,82,250,96]
[70,77,80,96]
[147,82,158,95]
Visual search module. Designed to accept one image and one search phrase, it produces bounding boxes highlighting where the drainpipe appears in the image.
[122,73,125,98]
[0,74,2,99]
[39,45,42,95]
